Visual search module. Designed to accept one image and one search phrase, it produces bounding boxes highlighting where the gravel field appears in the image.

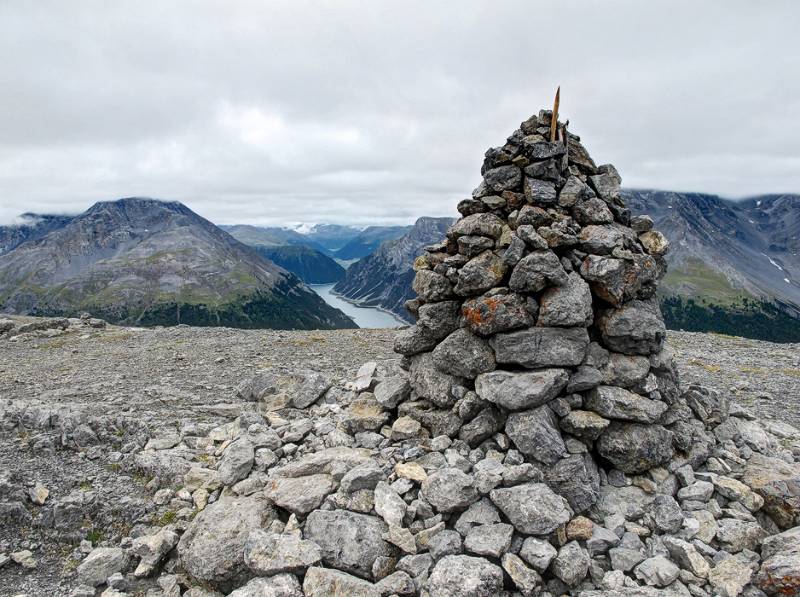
[1,317,799,596]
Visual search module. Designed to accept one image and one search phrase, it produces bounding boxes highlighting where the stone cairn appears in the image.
[396,108,679,486]
[29,111,800,597]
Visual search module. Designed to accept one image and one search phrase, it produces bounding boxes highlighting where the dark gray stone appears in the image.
[572,197,614,225]
[455,251,508,297]
[508,250,567,293]
[422,555,504,597]
[597,298,666,355]
[491,327,589,368]
[506,406,567,464]
[421,468,479,513]
[449,213,505,240]
[458,235,494,258]
[489,482,572,535]
[484,165,522,193]
[524,178,558,204]
[537,271,593,327]
[413,270,454,302]
[544,453,601,513]
[597,423,674,474]
[409,352,462,408]
[584,386,667,423]
[304,510,397,580]
[475,368,568,411]
[458,407,504,447]
[432,329,495,379]
[578,224,624,255]
[461,291,533,336]
[178,495,277,591]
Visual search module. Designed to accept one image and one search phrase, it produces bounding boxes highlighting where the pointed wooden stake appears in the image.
[549,86,560,142]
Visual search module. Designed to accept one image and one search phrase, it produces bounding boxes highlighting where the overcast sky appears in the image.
[1,1,798,227]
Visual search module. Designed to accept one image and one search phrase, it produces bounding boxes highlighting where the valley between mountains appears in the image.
[2,191,800,341]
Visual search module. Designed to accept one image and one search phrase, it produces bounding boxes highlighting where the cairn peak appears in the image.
[396,108,678,490]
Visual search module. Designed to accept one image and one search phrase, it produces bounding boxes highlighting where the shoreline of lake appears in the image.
[310,283,406,329]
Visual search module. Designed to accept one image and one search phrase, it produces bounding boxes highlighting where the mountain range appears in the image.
[221,223,412,283]
[623,191,800,341]
[0,198,355,329]
[2,191,799,339]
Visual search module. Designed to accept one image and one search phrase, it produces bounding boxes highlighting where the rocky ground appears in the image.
[1,315,800,596]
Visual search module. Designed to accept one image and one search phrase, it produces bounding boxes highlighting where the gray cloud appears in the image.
[1,0,798,226]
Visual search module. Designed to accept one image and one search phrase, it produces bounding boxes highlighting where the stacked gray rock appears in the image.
[396,109,678,488]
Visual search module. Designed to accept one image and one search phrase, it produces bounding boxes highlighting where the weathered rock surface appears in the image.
[177,495,276,590]
[489,482,572,535]
[304,510,396,580]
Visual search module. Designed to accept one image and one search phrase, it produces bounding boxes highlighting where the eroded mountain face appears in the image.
[625,190,800,309]
[0,198,355,329]
[0,213,74,256]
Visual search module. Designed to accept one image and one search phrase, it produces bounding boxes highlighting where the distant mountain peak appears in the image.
[0,198,356,330]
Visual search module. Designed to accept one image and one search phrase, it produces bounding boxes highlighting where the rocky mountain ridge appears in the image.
[0,213,74,256]
[252,245,346,285]
[5,191,799,337]
[0,198,355,329]
[601,190,800,311]
[332,225,414,260]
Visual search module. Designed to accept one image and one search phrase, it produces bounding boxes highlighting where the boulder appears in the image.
[509,251,567,293]
[432,329,495,379]
[490,327,589,368]
[464,523,514,558]
[77,548,129,587]
[552,541,589,587]
[742,453,800,529]
[584,385,667,423]
[409,352,462,408]
[413,270,454,301]
[475,368,568,411]
[228,575,303,597]
[501,553,542,595]
[422,555,504,597]
[597,423,674,474]
[304,510,397,580]
[177,495,276,591]
[461,292,533,336]
[537,272,593,327]
[597,299,666,355]
[560,410,610,440]
[758,526,800,595]
[421,467,479,513]
[489,483,572,535]
[506,405,568,464]
[454,251,508,297]
[303,567,380,597]
[131,529,179,577]
[544,453,601,513]
[217,439,254,486]
[243,529,322,575]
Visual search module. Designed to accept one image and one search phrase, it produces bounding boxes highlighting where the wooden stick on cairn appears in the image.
[549,86,560,142]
